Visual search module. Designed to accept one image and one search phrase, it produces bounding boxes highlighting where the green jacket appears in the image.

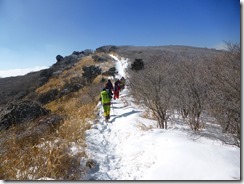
[100,90,111,105]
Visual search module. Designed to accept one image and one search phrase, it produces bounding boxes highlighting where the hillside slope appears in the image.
[0,44,240,180]
[0,49,118,180]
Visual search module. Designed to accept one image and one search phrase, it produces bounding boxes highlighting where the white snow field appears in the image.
[84,55,240,180]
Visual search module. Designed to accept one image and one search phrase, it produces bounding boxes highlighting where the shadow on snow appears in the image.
[110,110,142,123]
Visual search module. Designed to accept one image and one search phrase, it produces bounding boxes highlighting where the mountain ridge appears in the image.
[0,43,240,180]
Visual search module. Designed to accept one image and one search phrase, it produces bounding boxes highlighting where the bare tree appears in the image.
[128,54,176,129]
[127,43,240,146]
[173,57,208,131]
[205,42,240,146]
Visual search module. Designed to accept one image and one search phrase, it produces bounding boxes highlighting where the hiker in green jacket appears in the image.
[100,87,112,121]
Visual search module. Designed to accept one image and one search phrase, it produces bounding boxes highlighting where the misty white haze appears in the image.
[0,66,48,78]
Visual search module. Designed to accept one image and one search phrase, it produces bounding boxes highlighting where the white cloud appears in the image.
[0,66,48,78]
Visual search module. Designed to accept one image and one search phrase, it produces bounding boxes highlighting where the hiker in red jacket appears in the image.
[114,79,121,100]
[119,77,125,91]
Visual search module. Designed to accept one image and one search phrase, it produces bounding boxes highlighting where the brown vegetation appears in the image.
[0,54,111,180]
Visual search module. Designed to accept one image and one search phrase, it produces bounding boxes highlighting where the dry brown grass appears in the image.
[0,53,113,180]
[0,110,89,180]
[135,120,154,131]
[0,110,92,180]
[36,54,114,95]
[0,133,84,180]
[36,56,95,94]
[45,86,97,118]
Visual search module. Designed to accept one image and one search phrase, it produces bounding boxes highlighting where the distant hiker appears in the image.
[100,87,111,121]
[114,79,121,100]
[120,77,125,91]
[105,79,113,98]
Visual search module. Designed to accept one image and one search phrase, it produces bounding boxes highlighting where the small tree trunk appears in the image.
[181,109,188,119]
[158,118,164,129]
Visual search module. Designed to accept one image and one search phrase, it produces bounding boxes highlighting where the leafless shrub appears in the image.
[120,96,129,107]
[118,45,240,146]
[205,42,240,146]
[173,57,208,131]
[128,54,176,129]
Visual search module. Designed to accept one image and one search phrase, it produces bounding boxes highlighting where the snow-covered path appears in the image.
[85,89,150,180]
[84,55,240,180]
[84,55,159,179]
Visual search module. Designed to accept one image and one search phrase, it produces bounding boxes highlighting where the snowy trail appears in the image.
[85,88,151,180]
[84,55,156,180]
[84,55,240,180]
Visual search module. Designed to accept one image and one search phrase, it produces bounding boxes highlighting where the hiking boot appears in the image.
[105,115,110,120]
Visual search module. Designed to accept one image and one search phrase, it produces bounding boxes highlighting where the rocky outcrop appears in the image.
[0,101,50,131]
[73,49,93,56]
[82,65,102,83]
[56,55,64,62]
[38,89,59,105]
[39,68,55,86]
[11,114,64,147]
[102,67,117,77]
[95,45,118,53]
[92,54,111,62]
[38,76,87,105]
[52,49,94,78]
[60,76,85,96]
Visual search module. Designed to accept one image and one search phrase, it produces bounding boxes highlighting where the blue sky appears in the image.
[0,0,241,70]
